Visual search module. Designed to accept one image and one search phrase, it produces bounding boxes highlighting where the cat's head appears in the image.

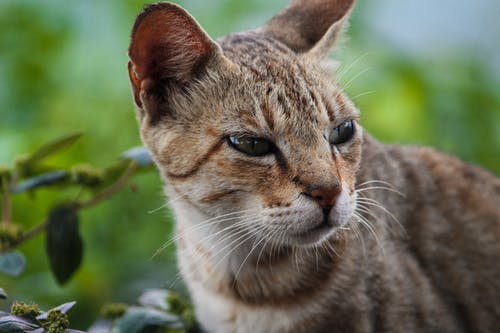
[128,0,361,248]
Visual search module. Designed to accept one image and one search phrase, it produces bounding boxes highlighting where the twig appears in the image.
[79,161,138,209]
[20,221,47,244]
[1,178,10,225]
[1,161,139,252]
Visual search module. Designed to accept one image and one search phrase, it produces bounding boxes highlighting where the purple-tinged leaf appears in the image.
[0,251,26,277]
[87,318,112,333]
[12,171,69,194]
[138,289,169,311]
[0,314,40,332]
[36,301,76,321]
[110,306,183,333]
[121,147,153,167]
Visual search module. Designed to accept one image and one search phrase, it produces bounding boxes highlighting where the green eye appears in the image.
[227,136,273,156]
[329,120,355,145]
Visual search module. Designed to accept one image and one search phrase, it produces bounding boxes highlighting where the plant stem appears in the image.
[1,161,139,252]
[20,221,48,244]
[79,161,138,209]
[1,178,10,225]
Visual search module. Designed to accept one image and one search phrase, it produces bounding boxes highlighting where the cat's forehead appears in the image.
[220,33,316,85]
[218,33,357,138]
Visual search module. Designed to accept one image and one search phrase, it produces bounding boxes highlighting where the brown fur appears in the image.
[128,1,500,332]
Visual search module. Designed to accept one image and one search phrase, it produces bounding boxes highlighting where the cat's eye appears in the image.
[329,120,355,145]
[227,136,273,156]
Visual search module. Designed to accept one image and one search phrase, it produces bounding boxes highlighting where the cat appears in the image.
[127,0,500,332]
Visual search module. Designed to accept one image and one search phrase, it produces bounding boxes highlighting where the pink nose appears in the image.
[306,185,341,210]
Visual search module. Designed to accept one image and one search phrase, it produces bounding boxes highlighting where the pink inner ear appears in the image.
[129,3,212,84]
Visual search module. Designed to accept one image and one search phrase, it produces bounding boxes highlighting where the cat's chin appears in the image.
[287,217,342,247]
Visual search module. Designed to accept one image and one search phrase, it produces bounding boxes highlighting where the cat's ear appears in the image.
[260,0,355,59]
[128,2,229,121]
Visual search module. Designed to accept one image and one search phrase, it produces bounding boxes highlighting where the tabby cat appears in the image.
[127,0,500,332]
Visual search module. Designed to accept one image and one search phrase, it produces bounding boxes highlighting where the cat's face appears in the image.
[128,1,359,247]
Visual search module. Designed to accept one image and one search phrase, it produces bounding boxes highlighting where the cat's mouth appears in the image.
[291,214,334,244]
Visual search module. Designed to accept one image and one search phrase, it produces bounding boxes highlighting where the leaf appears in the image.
[11,170,69,194]
[138,289,169,311]
[0,314,40,332]
[87,318,112,333]
[0,251,26,277]
[110,307,183,333]
[121,147,153,168]
[25,133,83,166]
[36,301,76,321]
[0,288,7,299]
[27,328,45,333]
[46,204,83,285]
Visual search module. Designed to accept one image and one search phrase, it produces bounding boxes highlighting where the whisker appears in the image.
[351,211,385,256]
[233,223,284,285]
[346,215,367,259]
[356,197,404,231]
[357,180,405,195]
[255,223,287,275]
[355,187,405,198]
[338,67,371,93]
[169,222,262,288]
[150,209,258,258]
[334,52,369,85]
[350,90,375,101]
[147,202,170,214]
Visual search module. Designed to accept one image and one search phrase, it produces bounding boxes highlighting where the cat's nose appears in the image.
[304,184,341,210]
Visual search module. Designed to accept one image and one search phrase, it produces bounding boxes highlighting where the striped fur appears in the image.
[128,1,500,332]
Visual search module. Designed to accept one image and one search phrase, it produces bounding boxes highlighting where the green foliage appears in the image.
[0,300,82,333]
[45,309,70,333]
[46,204,83,285]
[10,301,42,322]
[100,303,129,320]
[19,133,83,176]
[0,288,198,333]
[0,134,153,285]
[0,224,23,251]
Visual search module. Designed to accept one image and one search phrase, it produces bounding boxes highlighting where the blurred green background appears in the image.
[0,0,498,329]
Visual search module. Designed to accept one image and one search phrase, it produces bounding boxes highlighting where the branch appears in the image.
[1,161,139,252]
[79,161,138,209]
[1,178,10,225]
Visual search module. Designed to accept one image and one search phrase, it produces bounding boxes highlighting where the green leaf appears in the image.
[121,147,153,168]
[0,251,26,277]
[25,133,83,166]
[46,204,83,285]
[110,307,183,333]
[11,170,69,194]
[0,314,40,332]
[0,288,7,299]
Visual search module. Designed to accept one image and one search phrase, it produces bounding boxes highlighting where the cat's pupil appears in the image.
[329,120,355,145]
[228,136,273,156]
